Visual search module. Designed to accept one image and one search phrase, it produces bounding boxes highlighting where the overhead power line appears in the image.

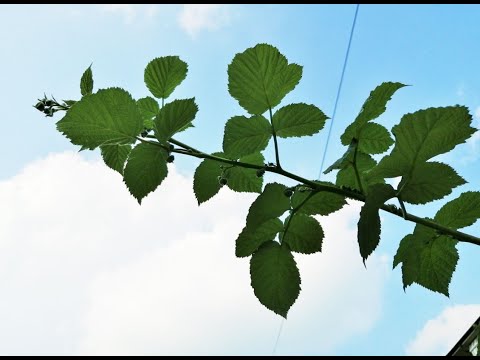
[318,4,360,179]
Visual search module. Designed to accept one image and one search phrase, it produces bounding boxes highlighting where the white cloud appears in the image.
[0,151,388,355]
[178,4,231,38]
[405,304,480,356]
[97,4,231,34]
[99,4,159,24]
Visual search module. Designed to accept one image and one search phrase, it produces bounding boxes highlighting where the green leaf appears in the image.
[416,236,458,296]
[336,152,384,190]
[193,152,224,205]
[337,83,403,181]
[393,233,423,286]
[394,225,436,286]
[80,65,93,96]
[246,183,291,230]
[137,96,160,121]
[336,167,359,190]
[393,234,414,270]
[290,190,346,216]
[123,142,168,204]
[57,88,143,149]
[341,82,406,145]
[323,138,358,174]
[394,224,458,296]
[236,218,283,258]
[272,103,328,138]
[354,82,406,125]
[222,115,272,159]
[281,214,323,254]
[434,191,480,230]
[144,56,188,99]
[250,242,301,318]
[372,106,476,179]
[100,144,131,175]
[357,183,396,261]
[398,162,465,204]
[357,123,394,154]
[143,119,155,131]
[228,43,302,115]
[154,98,198,143]
[226,152,264,193]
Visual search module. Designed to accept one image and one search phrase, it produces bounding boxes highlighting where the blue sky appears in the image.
[0,4,479,355]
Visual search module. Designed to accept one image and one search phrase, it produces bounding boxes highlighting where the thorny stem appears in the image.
[281,192,316,245]
[269,107,282,169]
[135,136,480,247]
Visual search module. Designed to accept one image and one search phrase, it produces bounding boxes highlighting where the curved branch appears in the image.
[137,136,480,247]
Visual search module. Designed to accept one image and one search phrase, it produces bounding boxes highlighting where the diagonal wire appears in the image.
[318,4,360,179]
[272,5,360,356]
[272,317,285,355]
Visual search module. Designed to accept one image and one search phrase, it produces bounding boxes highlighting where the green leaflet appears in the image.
[228,43,302,115]
[225,152,264,193]
[80,64,93,96]
[333,83,403,186]
[372,106,476,179]
[272,103,328,138]
[143,119,155,131]
[154,98,198,143]
[394,106,475,164]
[324,138,358,174]
[393,234,414,269]
[434,191,480,230]
[250,242,301,318]
[326,139,385,191]
[336,152,384,191]
[357,183,396,262]
[340,82,406,145]
[357,122,394,154]
[57,88,143,149]
[246,183,291,230]
[290,189,346,216]
[144,56,188,99]
[398,162,465,204]
[353,82,406,126]
[193,152,264,204]
[222,115,272,159]
[193,152,224,205]
[370,106,475,210]
[123,142,168,204]
[137,96,160,121]
[281,213,324,254]
[393,224,458,296]
[393,233,424,287]
[416,236,458,296]
[236,218,283,258]
[100,144,132,175]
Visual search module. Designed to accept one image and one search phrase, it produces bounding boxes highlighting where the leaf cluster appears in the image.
[37,44,480,317]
